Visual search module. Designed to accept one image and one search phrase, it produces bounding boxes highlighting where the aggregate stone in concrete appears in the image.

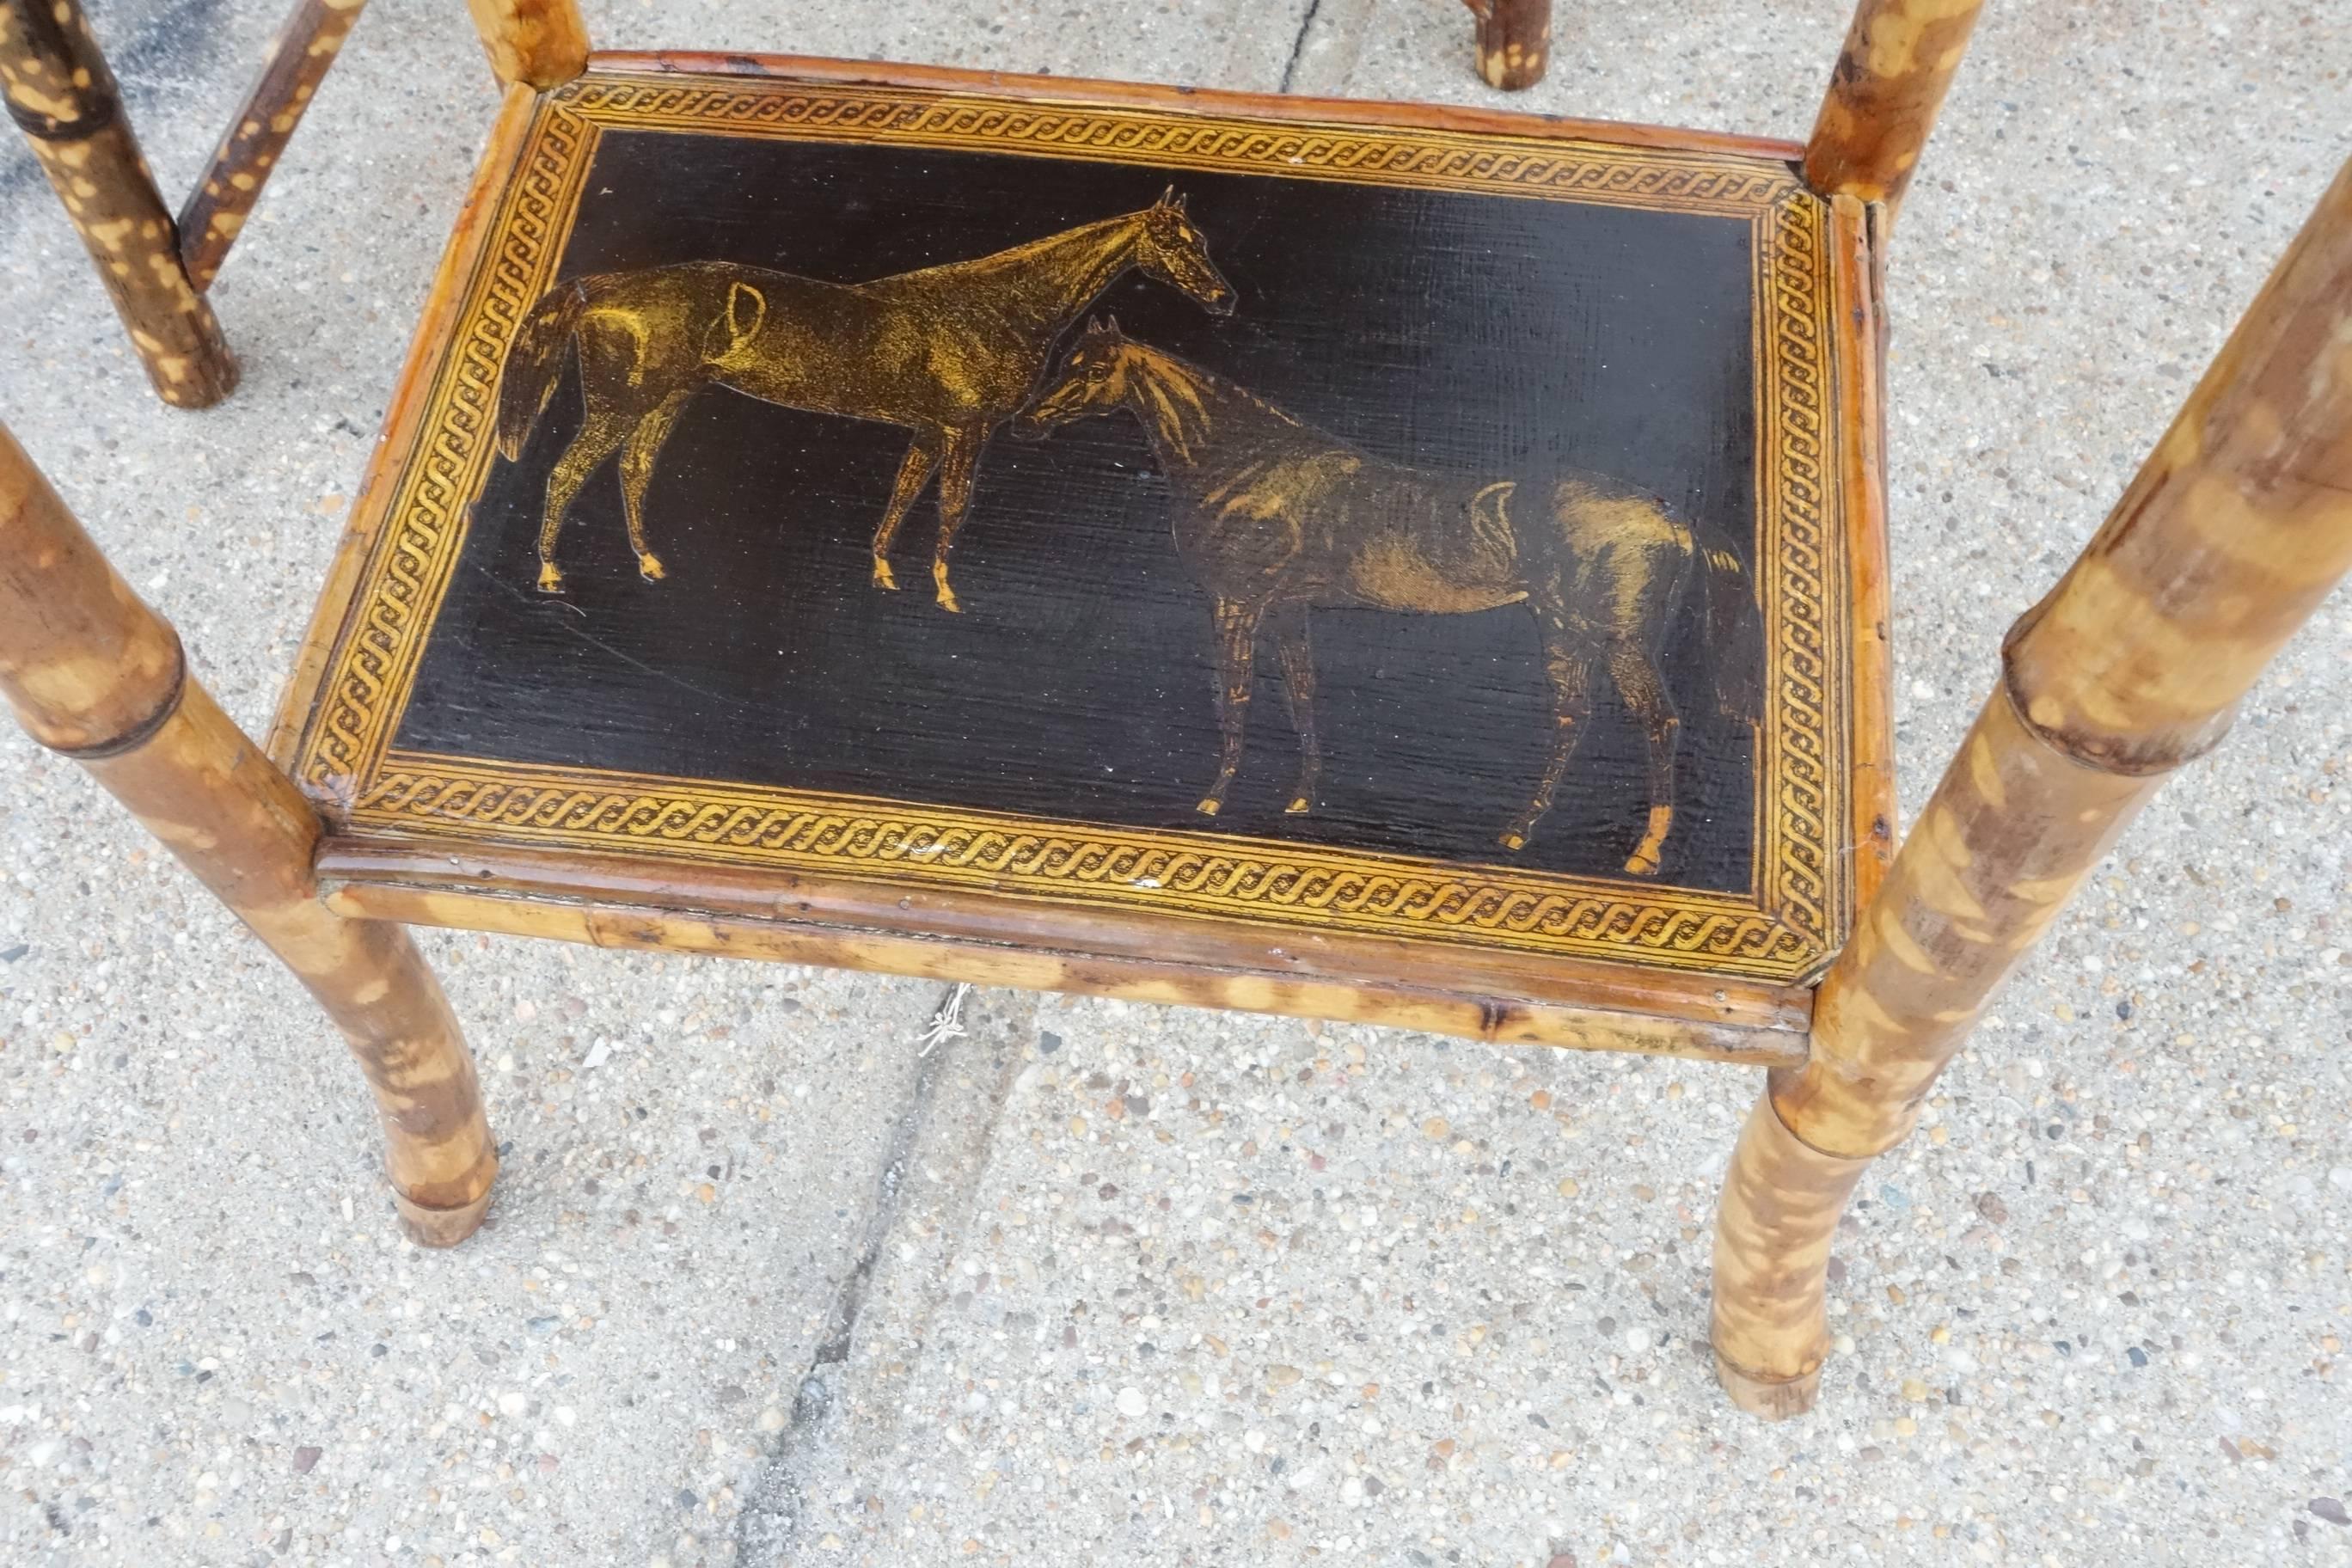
[3,2,2349,1565]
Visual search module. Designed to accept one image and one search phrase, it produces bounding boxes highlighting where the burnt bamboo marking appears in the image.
[1712,155,2352,1418]
[1461,0,1553,91]
[0,422,498,1242]
[178,0,370,291]
[1804,0,1985,221]
[465,0,588,90]
[0,0,237,406]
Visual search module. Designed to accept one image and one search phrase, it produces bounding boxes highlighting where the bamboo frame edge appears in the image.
[1829,195,1900,938]
[322,872,1810,1069]
[316,833,1816,1039]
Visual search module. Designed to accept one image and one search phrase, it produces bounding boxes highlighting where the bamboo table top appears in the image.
[272,55,1893,1066]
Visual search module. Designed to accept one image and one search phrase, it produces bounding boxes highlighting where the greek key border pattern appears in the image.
[292,72,1845,982]
[558,77,1798,216]
[302,103,597,791]
[357,758,1815,974]
[1758,194,1836,951]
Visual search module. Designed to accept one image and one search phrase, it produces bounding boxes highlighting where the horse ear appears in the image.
[1104,313,1121,338]
[1157,184,1177,209]
[1173,192,1189,212]
[1083,315,1105,337]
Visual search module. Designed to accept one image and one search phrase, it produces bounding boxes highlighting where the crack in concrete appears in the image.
[729,984,991,1563]
[1280,0,1328,93]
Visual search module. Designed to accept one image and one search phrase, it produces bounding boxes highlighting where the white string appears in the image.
[916,981,972,1057]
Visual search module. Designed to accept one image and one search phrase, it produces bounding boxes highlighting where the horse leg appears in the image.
[1267,601,1320,814]
[1606,643,1683,876]
[1499,611,1592,851]
[1197,597,1265,817]
[870,434,941,592]
[929,428,984,614]
[535,403,634,593]
[616,387,696,583]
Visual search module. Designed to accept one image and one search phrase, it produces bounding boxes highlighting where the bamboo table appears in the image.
[6,0,2348,1418]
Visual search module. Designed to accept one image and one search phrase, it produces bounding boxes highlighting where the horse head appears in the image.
[1131,188,1235,316]
[1013,315,1137,440]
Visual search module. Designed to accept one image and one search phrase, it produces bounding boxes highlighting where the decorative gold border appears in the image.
[1755,191,1838,954]
[287,68,1848,983]
[360,752,1810,969]
[559,77,1794,217]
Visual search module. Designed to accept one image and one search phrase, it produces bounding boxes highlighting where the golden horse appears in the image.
[492,191,1234,610]
[1014,320,1761,873]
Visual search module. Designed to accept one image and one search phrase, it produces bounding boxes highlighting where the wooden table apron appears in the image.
[271,60,1873,1016]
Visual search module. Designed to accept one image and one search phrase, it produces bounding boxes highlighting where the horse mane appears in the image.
[1119,344,1300,464]
[894,211,1136,285]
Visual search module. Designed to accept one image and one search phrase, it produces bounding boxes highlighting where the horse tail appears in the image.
[1696,520,1762,725]
[495,279,589,462]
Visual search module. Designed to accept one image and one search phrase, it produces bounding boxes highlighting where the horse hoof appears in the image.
[1284,796,1313,815]
[872,560,899,591]
[935,588,963,615]
[1497,830,1528,853]
[1623,849,1662,877]
[637,554,665,583]
[1195,798,1222,817]
[536,565,565,594]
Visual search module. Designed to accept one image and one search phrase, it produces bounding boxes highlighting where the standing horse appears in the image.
[491,190,1234,610]
[1014,320,1761,874]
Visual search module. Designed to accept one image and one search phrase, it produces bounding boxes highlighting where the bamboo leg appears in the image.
[463,0,588,90]
[1712,157,2352,1416]
[0,0,238,407]
[1804,0,1985,223]
[0,424,497,1244]
[1711,1097,1869,1418]
[179,0,370,291]
[1461,0,1552,91]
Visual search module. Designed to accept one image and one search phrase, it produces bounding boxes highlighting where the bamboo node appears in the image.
[2000,641,2239,776]
[44,635,185,760]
